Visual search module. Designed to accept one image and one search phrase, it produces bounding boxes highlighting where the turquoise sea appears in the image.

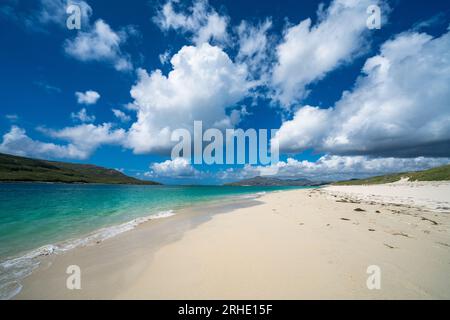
[0,183,308,299]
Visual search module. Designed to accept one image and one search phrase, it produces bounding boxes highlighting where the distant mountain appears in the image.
[0,153,160,185]
[225,176,325,187]
[334,164,450,185]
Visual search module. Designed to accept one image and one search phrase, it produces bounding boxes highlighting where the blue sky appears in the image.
[0,0,449,184]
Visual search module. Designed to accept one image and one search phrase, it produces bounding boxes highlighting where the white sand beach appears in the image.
[17,183,450,300]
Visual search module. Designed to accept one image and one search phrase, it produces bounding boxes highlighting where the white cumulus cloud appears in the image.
[41,123,126,152]
[236,19,273,81]
[153,0,229,46]
[126,43,252,154]
[0,123,126,160]
[271,0,385,107]
[71,108,95,123]
[112,109,131,123]
[64,19,133,71]
[147,158,198,178]
[274,29,450,157]
[0,126,91,160]
[220,155,450,182]
[75,90,100,105]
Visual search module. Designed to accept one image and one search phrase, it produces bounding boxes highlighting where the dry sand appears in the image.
[17,184,450,300]
[325,180,450,212]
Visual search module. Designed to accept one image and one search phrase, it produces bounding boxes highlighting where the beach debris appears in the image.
[392,231,410,238]
[375,210,381,213]
[336,199,360,204]
[436,242,450,248]
[421,217,438,225]
[354,208,366,212]
[384,243,395,249]
[340,218,351,221]
[368,229,376,232]
[35,245,57,257]
[326,224,331,227]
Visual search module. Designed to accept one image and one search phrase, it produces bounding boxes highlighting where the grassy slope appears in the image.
[334,164,450,185]
[0,153,160,185]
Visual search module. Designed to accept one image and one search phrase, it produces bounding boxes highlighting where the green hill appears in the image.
[0,153,160,185]
[334,164,450,186]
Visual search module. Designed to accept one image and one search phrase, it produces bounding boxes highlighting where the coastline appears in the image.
[14,195,266,299]
[13,183,450,299]
[1,184,302,300]
[1,188,275,300]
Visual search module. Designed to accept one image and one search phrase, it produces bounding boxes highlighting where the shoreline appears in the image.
[14,195,265,300]
[12,182,450,299]
[1,189,272,300]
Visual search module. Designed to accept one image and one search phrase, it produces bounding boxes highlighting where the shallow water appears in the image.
[0,183,315,298]
[0,183,306,261]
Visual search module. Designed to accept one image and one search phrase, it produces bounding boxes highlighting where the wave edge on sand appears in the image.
[0,209,176,300]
